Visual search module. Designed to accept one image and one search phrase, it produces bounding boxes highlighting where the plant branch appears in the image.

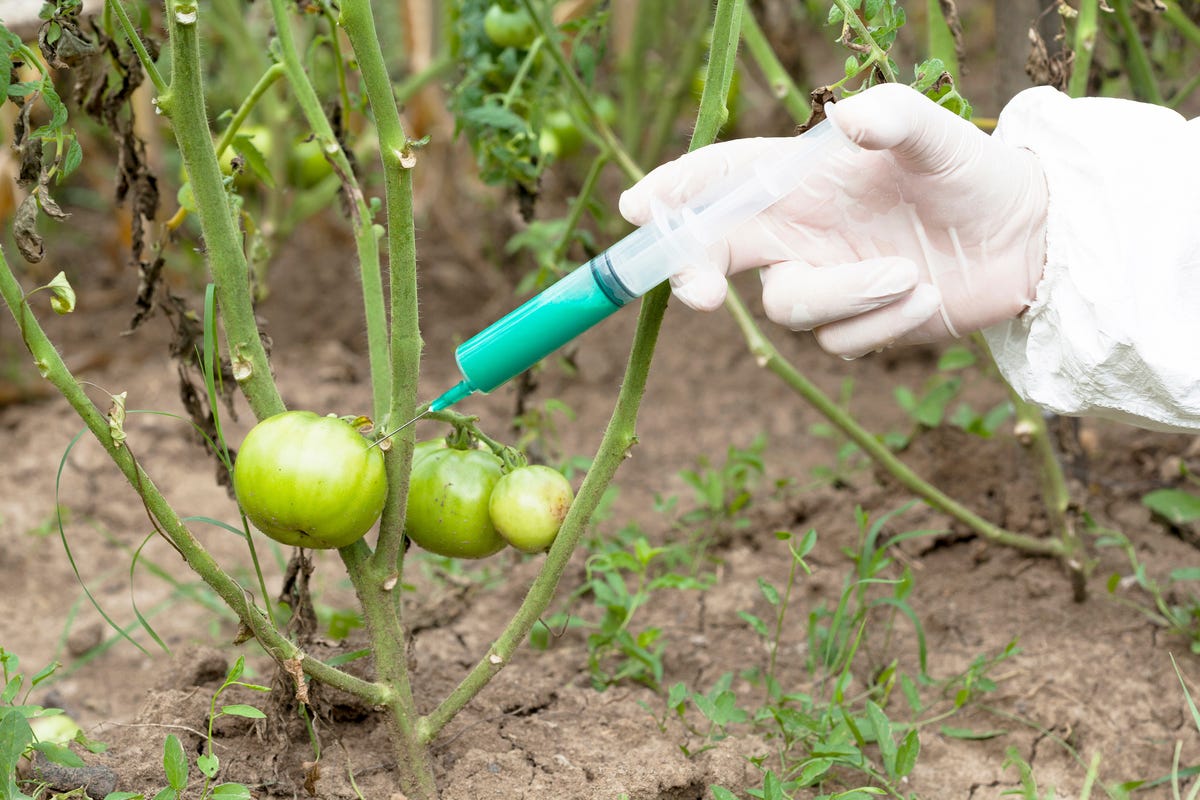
[723,290,1066,559]
[831,0,897,82]
[1111,0,1165,103]
[339,0,424,576]
[265,0,391,428]
[740,6,810,124]
[0,253,385,707]
[159,0,284,419]
[1067,0,1100,98]
[104,0,167,94]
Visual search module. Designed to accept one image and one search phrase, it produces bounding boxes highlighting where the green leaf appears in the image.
[46,271,75,314]
[1170,567,1200,582]
[197,752,218,779]
[1143,489,1200,525]
[224,656,245,685]
[939,725,1007,740]
[738,611,769,638]
[150,789,177,800]
[102,793,145,800]
[220,704,266,719]
[894,728,920,777]
[463,103,530,133]
[0,709,35,777]
[59,135,83,181]
[757,577,780,607]
[709,787,738,800]
[865,701,897,776]
[31,740,84,767]
[231,136,273,187]
[937,345,976,371]
[210,785,252,800]
[162,734,188,791]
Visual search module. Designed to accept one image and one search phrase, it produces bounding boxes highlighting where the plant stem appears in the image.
[265,0,392,428]
[1010,393,1088,599]
[1162,1,1200,50]
[1067,0,1100,98]
[339,0,424,576]
[339,541,436,799]
[831,0,897,82]
[158,0,284,420]
[518,0,642,180]
[0,253,385,707]
[419,0,747,744]
[1110,0,1165,103]
[214,63,286,157]
[722,289,1066,559]
[638,8,709,168]
[691,0,744,147]
[104,0,167,94]
[552,154,609,264]
[740,6,811,124]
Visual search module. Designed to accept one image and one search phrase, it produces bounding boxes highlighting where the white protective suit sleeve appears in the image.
[983,87,1200,433]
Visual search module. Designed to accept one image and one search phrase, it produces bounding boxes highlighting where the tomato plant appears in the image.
[482,3,538,50]
[233,411,387,549]
[489,465,574,554]
[405,447,507,559]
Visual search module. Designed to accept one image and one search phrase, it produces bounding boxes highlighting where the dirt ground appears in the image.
[2,192,1199,800]
[3,27,1200,789]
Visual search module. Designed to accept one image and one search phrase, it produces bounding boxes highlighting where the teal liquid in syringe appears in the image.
[426,118,854,414]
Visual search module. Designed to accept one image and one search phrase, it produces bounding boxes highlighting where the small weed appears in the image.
[891,345,1012,448]
[1094,520,1200,652]
[1,648,107,800]
[532,525,713,691]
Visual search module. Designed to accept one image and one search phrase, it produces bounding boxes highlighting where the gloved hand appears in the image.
[618,83,1050,357]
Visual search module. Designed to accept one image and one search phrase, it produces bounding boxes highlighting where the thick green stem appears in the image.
[723,290,1066,559]
[691,0,744,147]
[339,542,435,799]
[1111,0,1165,104]
[339,0,424,576]
[0,253,386,707]
[419,0,746,745]
[1162,1,1200,50]
[159,0,284,419]
[740,7,811,124]
[1010,393,1088,599]
[1068,0,1100,99]
[265,0,391,428]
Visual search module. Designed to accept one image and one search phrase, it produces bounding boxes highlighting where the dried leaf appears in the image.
[108,391,128,448]
[14,193,44,263]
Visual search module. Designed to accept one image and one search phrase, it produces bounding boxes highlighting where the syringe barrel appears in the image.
[454,257,625,394]
[605,118,852,297]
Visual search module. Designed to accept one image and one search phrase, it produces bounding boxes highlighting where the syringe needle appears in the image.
[368,409,429,450]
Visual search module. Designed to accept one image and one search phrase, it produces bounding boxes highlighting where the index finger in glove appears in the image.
[618,137,784,226]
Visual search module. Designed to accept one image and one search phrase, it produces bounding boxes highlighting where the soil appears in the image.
[4,114,1200,800]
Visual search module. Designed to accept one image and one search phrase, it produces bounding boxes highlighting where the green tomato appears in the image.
[538,109,582,159]
[483,3,537,49]
[412,438,446,466]
[218,124,274,179]
[233,411,387,549]
[488,465,573,554]
[288,136,334,188]
[406,448,506,559]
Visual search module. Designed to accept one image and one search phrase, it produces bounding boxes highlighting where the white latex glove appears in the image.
[618,83,1050,357]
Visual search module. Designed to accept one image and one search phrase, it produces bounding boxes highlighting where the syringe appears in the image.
[427,118,856,414]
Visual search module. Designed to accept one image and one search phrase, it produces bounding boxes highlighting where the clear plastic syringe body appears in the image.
[430,119,853,412]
